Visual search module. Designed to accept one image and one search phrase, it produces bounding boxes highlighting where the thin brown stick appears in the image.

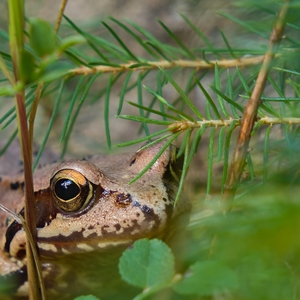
[222,0,290,212]
[15,92,43,300]
[55,0,69,33]
[70,56,265,76]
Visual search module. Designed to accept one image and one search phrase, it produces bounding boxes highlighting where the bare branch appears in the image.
[222,0,290,212]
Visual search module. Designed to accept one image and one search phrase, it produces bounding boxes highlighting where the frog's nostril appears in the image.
[129,158,136,166]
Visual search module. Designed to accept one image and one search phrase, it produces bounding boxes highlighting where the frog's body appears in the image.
[0,141,189,299]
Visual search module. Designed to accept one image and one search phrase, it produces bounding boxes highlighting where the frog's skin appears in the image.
[0,141,189,299]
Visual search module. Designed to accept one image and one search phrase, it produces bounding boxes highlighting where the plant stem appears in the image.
[55,0,69,33]
[71,56,265,76]
[222,0,290,212]
[8,0,47,298]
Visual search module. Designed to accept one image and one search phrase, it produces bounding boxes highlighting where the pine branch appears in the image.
[70,56,265,76]
[167,117,300,132]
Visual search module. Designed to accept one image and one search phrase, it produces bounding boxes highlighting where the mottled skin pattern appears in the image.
[0,141,189,299]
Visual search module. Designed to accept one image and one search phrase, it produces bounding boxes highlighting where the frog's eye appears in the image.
[51,169,95,212]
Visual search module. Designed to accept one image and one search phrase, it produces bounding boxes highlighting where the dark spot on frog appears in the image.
[132,200,141,207]
[141,205,151,214]
[10,181,19,190]
[133,201,159,224]
[163,197,167,202]
[87,225,94,230]
[16,249,26,260]
[19,242,26,248]
[0,176,2,182]
[18,160,23,166]
[101,225,109,235]
[136,213,140,217]
[129,158,136,166]
[114,224,121,231]
[116,193,132,206]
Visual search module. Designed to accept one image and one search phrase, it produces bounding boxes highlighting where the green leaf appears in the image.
[59,35,86,52]
[174,260,239,296]
[19,50,36,83]
[29,18,56,57]
[0,85,15,96]
[37,62,71,83]
[74,295,100,300]
[119,239,175,289]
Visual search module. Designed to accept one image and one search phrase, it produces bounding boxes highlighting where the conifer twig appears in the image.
[222,0,290,212]
[167,117,300,132]
[71,56,265,75]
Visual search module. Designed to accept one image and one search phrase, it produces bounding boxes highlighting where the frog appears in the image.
[0,140,190,299]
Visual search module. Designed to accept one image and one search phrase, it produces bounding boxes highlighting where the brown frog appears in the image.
[0,141,189,299]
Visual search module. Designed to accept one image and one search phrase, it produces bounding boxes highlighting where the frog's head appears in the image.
[4,141,186,258]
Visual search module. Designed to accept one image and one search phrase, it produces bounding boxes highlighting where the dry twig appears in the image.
[222,0,290,212]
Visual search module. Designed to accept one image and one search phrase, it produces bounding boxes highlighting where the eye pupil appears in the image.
[55,179,80,201]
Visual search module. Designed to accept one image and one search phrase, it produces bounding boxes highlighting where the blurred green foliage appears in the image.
[1,0,300,299]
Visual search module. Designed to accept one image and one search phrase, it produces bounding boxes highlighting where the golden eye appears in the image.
[51,169,95,212]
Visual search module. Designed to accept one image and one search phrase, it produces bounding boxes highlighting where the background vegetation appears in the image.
[1,0,300,299]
